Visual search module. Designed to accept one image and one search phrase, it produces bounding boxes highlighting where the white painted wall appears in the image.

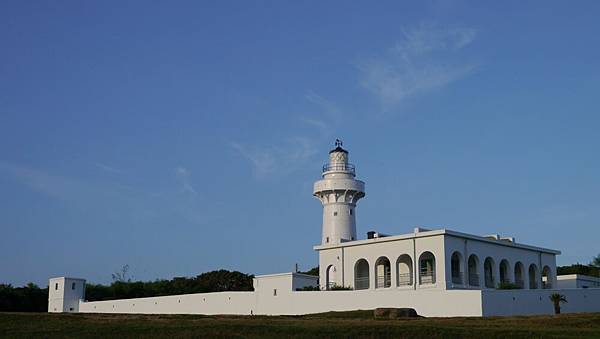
[48,277,86,313]
[318,231,447,291]
[557,274,600,289]
[317,229,558,293]
[268,289,484,317]
[481,288,600,316]
[77,287,600,317]
[79,291,257,315]
[444,233,557,290]
[78,288,483,317]
[78,273,317,316]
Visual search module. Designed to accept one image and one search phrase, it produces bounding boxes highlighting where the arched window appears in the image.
[499,259,510,284]
[451,252,463,285]
[326,265,336,290]
[396,254,413,286]
[484,257,495,288]
[542,266,552,289]
[354,259,370,290]
[514,262,525,288]
[375,257,391,288]
[419,252,436,285]
[468,254,480,287]
[529,264,539,289]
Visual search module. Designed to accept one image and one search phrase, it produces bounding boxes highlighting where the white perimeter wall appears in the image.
[78,287,600,317]
[257,289,482,317]
[79,291,257,315]
[79,289,483,317]
[482,288,600,316]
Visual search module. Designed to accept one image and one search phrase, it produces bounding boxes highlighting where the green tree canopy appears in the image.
[591,254,600,268]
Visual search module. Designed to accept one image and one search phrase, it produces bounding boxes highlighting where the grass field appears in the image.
[2,311,600,338]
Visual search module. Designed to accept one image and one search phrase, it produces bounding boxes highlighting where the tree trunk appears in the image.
[554,304,561,314]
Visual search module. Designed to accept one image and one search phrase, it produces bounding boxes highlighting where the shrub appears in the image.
[497,282,521,290]
[296,285,320,291]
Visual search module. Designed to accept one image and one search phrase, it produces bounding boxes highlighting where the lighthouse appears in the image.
[313,140,366,245]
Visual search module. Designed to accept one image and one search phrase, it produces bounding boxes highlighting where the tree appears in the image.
[112,264,131,283]
[296,285,320,291]
[591,254,600,268]
[0,283,48,312]
[549,293,567,315]
[300,266,319,276]
[557,264,600,277]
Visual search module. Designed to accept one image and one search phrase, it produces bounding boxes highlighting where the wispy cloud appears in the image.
[300,91,344,138]
[0,162,83,201]
[300,117,328,135]
[95,163,125,174]
[304,91,343,123]
[231,143,276,177]
[231,137,318,178]
[232,91,344,179]
[175,167,197,195]
[287,136,319,162]
[358,23,477,110]
[0,162,208,224]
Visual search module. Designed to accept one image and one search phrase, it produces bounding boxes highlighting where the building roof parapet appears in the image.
[254,272,318,279]
[313,228,561,255]
[49,276,86,281]
[557,274,600,282]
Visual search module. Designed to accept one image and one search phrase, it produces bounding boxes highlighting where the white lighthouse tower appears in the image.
[313,140,365,245]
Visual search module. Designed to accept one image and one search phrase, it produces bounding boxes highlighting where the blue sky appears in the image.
[1,1,599,286]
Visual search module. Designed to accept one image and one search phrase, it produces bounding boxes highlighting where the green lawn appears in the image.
[1,311,600,338]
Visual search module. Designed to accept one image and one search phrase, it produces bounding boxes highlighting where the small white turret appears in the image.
[48,277,86,313]
[313,140,365,245]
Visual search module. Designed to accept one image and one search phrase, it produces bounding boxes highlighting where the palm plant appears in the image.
[549,293,567,314]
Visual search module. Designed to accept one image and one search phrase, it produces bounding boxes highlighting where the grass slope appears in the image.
[1,311,600,338]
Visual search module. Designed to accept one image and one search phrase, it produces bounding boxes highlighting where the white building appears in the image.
[557,274,600,289]
[49,142,600,317]
[314,144,558,292]
[48,277,86,313]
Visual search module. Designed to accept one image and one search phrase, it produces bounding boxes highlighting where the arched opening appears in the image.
[419,251,436,285]
[499,259,510,284]
[396,254,413,286]
[484,257,495,288]
[326,265,337,290]
[468,254,480,287]
[375,257,391,288]
[451,251,463,285]
[354,259,370,290]
[542,266,552,289]
[514,262,525,288]
[529,264,539,289]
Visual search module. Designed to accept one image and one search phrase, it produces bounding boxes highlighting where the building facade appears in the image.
[317,228,559,292]
[315,143,558,293]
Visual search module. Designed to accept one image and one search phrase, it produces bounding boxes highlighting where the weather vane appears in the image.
[335,139,343,147]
